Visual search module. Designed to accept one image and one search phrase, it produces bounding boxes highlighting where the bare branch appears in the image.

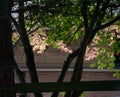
[96,15,120,31]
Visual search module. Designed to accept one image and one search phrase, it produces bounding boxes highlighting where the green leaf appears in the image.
[90,63,96,68]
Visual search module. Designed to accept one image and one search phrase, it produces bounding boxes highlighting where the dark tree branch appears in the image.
[18,0,43,97]
[96,15,120,31]
[81,0,88,32]
[89,0,101,32]
[99,0,111,12]
[51,48,80,97]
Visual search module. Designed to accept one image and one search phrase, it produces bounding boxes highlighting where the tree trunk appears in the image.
[18,0,43,97]
[14,59,27,97]
[51,49,79,97]
[0,0,15,97]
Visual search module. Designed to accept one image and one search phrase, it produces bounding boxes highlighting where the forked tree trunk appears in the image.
[18,0,43,97]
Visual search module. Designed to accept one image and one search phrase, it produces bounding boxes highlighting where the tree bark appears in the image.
[18,0,43,97]
[51,49,79,97]
[0,0,15,97]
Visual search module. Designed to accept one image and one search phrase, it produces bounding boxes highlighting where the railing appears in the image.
[15,80,120,93]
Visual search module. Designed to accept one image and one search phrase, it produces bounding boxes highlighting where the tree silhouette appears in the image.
[0,0,15,97]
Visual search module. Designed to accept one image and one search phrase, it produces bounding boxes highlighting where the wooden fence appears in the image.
[15,80,120,93]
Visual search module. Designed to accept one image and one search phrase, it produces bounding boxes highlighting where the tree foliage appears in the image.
[10,0,120,97]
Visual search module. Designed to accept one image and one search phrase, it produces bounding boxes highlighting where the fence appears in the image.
[15,80,120,93]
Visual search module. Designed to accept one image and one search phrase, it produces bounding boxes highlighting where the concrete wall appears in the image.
[14,44,96,68]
